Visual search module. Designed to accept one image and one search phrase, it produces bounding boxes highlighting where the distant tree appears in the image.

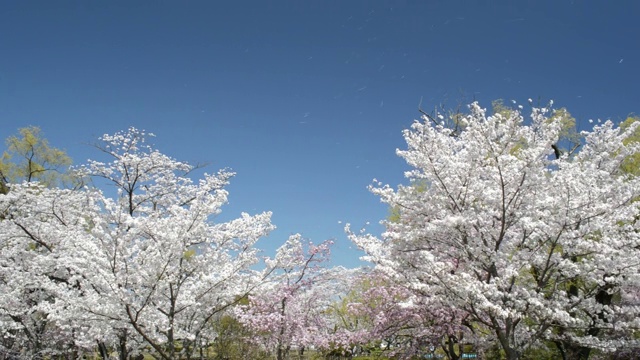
[620,115,640,176]
[209,304,266,360]
[0,126,75,194]
[236,235,350,360]
[335,270,477,360]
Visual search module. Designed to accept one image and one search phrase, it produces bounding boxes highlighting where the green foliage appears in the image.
[492,99,580,157]
[0,126,75,192]
[519,341,562,360]
[328,272,384,332]
[491,99,515,119]
[620,115,640,176]
[210,311,267,360]
[549,107,580,145]
[183,248,196,260]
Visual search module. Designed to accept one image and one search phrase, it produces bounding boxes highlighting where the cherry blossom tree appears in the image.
[1,128,279,360]
[72,128,278,359]
[335,270,479,360]
[0,127,83,359]
[0,183,98,359]
[349,101,640,360]
[235,235,354,360]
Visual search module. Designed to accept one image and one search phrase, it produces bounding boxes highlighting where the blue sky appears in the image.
[1,1,638,267]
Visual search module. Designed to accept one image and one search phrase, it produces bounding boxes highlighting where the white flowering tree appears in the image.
[349,102,640,360]
[75,128,278,359]
[1,128,278,360]
[0,127,84,359]
[0,183,98,359]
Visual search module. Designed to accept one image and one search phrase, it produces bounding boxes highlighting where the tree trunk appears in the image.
[495,326,521,360]
[118,331,130,360]
[444,334,460,360]
[97,340,109,359]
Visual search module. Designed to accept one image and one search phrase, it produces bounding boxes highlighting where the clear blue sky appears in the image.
[1,1,638,267]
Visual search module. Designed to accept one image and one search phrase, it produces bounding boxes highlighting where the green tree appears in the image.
[620,115,640,176]
[210,311,267,360]
[0,126,74,194]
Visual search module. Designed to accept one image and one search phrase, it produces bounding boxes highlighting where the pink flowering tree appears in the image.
[332,269,480,360]
[236,234,353,360]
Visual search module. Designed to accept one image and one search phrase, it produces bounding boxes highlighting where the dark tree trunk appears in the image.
[97,340,109,360]
[118,331,130,360]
